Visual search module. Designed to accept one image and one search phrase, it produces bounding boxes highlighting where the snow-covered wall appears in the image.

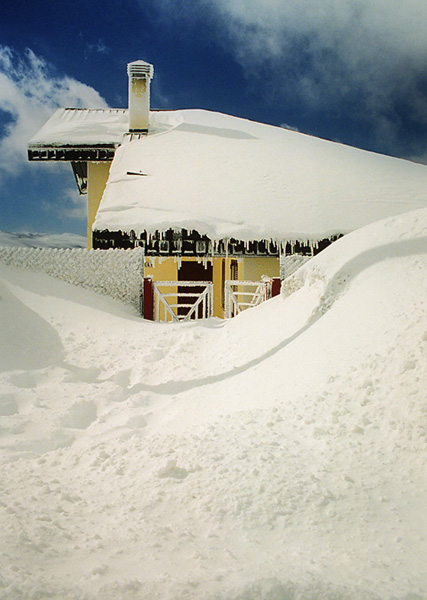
[0,247,144,311]
[280,254,312,280]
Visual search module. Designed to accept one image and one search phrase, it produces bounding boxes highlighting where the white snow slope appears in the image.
[0,208,426,600]
[0,231,86,249]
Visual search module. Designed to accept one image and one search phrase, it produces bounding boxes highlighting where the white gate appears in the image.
[153,280,213,322]
[224,279,272,319]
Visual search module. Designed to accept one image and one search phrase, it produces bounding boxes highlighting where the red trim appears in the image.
[271,277,281,297]
[143,277,154,320]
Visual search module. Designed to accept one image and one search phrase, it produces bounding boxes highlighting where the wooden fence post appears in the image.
[271,277,281,297]
[143,277,154,320]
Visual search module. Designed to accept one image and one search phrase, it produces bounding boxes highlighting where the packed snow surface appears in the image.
[95,109,427,241]
[1,208,426,599]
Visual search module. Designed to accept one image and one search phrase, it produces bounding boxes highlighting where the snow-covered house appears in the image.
[28,59,427,319]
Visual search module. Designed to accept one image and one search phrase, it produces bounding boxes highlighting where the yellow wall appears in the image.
[212,257,241,318]
[212,259,223,317]
[240,256,280,281]
[87,162,111,249]
[143,256,178,281]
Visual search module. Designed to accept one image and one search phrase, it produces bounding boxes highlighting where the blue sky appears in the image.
[1,0,427,235]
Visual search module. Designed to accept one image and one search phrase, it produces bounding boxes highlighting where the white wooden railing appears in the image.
[224,279,272,319]
[153,280,213,322]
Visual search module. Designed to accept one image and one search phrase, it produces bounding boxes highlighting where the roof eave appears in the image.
[28,144,118,162]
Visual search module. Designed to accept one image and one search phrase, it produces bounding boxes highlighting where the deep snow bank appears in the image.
[0,208,426,600]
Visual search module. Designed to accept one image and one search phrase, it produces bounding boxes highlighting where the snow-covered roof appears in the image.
[94,109,427,242]
[28,108,129,148]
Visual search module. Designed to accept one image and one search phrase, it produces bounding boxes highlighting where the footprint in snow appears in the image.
[158,459,189,480]
[61,400,97,429]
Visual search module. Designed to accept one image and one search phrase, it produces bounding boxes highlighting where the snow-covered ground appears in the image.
[0,231,86,248]
[0,208,426,600]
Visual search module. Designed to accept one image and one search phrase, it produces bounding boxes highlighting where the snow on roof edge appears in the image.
[94,109,427,242]
[92,221,346,247]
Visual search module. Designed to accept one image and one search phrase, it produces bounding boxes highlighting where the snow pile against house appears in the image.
[94,109,427,243]
[0,207,426,599]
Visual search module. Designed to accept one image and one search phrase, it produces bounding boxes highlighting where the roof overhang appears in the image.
[92,227,341,255]
[28,144,117,162]
[27,108,130,163]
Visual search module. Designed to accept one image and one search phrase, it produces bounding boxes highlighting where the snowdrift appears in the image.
[0,208,426,599]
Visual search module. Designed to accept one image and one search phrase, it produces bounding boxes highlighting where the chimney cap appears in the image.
[127,60,154,79]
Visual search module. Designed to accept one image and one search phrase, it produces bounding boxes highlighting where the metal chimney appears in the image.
[127,60,154,133]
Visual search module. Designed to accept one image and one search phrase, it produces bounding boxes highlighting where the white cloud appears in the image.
[152,0,427,155]
[86,40,109,55]
[0,46,107,176]
[42,185,87,222]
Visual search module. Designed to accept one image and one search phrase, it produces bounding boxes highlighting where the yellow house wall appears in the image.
[143,256,178,281]
[212,258,223,317]
[87,162,111,249]
[240,256,280,281]
[212,257,241,318]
